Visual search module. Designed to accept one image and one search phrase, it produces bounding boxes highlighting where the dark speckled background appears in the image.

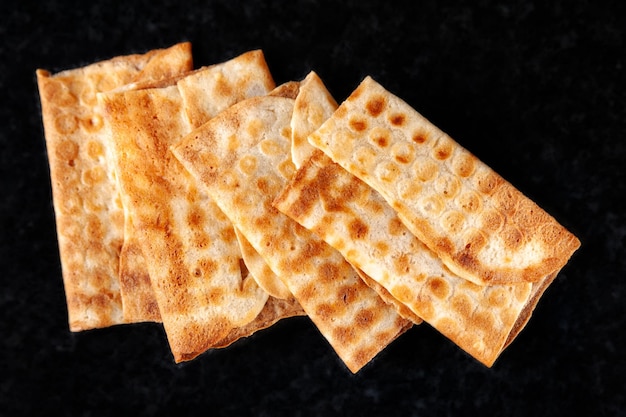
[1,0,624,415]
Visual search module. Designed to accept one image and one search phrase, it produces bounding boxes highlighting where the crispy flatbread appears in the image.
[100,83,270,362]
[308,76,580,286]
[36,42,193,330]
[172,92,412,373]
[109,50,278,323]
[274,151,566,366]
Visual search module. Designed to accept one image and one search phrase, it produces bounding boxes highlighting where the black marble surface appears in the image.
[1,0,624,415]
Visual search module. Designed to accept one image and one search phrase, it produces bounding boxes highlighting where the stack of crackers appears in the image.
[37,42,579,372]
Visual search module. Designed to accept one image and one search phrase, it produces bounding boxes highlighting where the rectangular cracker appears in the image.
[274,151,562,366]
[100,83,271,362]
[172,91,412,373]
[36,42,193,330]
[308,76,580,286]
[113,50,278,322]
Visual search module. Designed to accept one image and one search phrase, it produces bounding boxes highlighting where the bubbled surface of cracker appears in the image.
[308,76,580,286]
[273,151,558,366]
[36,42,193,331]
[101,85,269,362]
[172,94,411,373]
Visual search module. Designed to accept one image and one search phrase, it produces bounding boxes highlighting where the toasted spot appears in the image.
[391,142,415,164]
[415,296,435,320]
[368,127,391,148]
[391,284,414,304]
[481,209,505,233]
[54,114,78,135]
[375,161,400,183]
[197,258,218,278]
[259,138,283,156]
[474,169,503,196]
[298,282,317,303]
[85,140,104,159]
[436,317,460,336]
[457,191,482,213]
[278,159,295,180]
[355,308,376,328]
[207,286,225,305]
[215,73,233,98]
[435,237,454,254]
[374,240,390,256]
[45,80,78,106]
[348,218,369,240]
[56,139,79,161]
[186,205,205,228]
[434,174,461,199]
[333,325,356,345]
[513,199,540,229]
[427,276,450,300]
[452,151,477,178]
[389,113,406,126]
[280,126,292,140]
[319,262,340,284]
[393,253,411,275]
[80,114,104,133]
[503,225,524,250]
[366,95,386,117]
[253,212,273,231]
[349,117,368,132]
[315,302,336,321]
[496,184,520,216]
[388,217,406,236]
[451,293,473,317]
[473,311,495,333]
[433,138,453,160]
[353,146,377,169]
[539,223,567,246]
[441,210,465,234]
[238,155,258,176]
[398,179,423,200]
[85,215,104,241]
[462,228,488,252]
[412,131,428,144]
[487,287,511,308]
[82,166,106,185]
[413,157,439,182]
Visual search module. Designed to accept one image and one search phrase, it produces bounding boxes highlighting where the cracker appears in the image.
[36,42,193,330]
[308,76,580,286]
[100,82,270,362]
[110,50,278,323]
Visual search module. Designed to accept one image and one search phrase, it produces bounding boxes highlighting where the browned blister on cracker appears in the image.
[172,92,411,373]
[36,42,193,330]
[274,151,565,366]
[308,76,580,286]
